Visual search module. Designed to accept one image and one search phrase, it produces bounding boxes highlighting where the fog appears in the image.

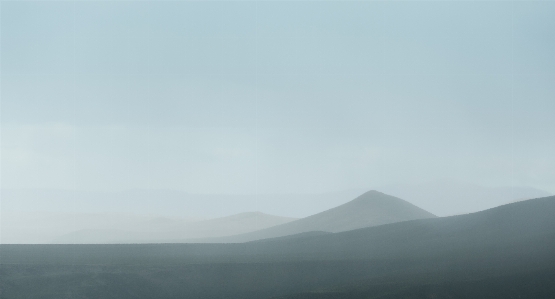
[1,1,554,244]
[1,183,550,243]
[2,2,555,298]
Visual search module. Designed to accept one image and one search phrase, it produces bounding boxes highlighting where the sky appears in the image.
[1,0,554,195]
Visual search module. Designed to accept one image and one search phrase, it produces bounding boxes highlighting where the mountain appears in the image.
[1,188,363,243]
[266,194,555,298]
[245,194,555,262]
[51,212,296,244]
[2,195,554,299]
[197,190,436,243]
[377,181,551,216]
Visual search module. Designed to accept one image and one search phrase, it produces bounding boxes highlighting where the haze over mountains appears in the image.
[52,191,434,244]
[52,212,296,244]
[1,189,361,244]
[0,188,364,219]
[200,191,436,243]
[4,1,553,297]
[3,195,554,298]
[1,189,362,244]
[0,212,199,244]
[1,182,550,244]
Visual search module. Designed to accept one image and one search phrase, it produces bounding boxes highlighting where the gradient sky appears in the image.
[1,0,554,194]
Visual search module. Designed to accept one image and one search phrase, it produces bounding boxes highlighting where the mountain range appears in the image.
[2,183,549,244]
[52,190,435,244]
[195,190,436,243]
[2,194,554,298]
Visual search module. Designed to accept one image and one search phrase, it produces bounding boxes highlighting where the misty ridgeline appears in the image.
[1,190,555,299]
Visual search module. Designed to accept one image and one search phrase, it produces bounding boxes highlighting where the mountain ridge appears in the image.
[190,190,436,243]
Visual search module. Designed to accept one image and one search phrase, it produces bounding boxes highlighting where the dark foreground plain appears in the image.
[1,195,555,299]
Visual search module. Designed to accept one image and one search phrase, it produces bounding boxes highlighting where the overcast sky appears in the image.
[1,1,554,195]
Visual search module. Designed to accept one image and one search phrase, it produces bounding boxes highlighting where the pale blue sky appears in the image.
[1,1,554,194]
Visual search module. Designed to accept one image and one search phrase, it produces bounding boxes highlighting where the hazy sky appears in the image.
[1,1,554,194]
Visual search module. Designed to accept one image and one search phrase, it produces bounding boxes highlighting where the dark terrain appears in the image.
[1,194,554,299]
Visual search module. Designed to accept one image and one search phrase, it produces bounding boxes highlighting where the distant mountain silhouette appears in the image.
[2,188,364,243]
[40,195,555,263]
[196,190,436,243]
[52,212,296,244]
[6,196,555,299]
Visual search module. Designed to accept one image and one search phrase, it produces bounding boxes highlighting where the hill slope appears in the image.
[191,190,436,243]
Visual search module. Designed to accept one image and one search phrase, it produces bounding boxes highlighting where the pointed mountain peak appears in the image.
[345,190,422,209]
[350,190,389,201]
[220,191,437,243]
